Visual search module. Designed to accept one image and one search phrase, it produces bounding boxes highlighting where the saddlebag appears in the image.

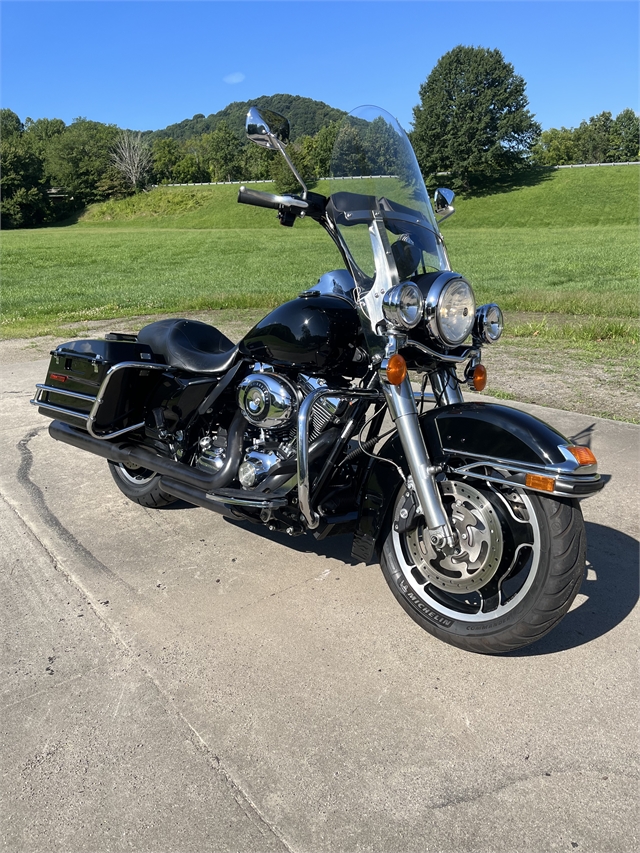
[32,335,167,438]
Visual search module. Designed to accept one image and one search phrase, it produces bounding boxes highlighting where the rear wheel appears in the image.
[108,461,177,508]
[380,477,586,654]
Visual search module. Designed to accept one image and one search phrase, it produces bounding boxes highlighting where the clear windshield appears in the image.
[329,106,449,283]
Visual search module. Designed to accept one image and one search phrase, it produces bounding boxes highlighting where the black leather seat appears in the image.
[138,319,239,373]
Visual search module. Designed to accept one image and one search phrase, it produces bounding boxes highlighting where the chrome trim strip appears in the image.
[34,383,96,403]
[449,459,602,495]
[30,399,89,421]
[444,449,587,477]
[297,388,382,529]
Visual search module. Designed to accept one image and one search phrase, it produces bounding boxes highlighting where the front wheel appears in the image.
[380,478,586,654]
[108,461,177,508]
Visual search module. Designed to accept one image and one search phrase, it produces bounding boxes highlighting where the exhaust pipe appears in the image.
[49,412,245,492]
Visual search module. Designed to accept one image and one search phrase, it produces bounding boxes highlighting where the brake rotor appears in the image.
[405,480,503,593]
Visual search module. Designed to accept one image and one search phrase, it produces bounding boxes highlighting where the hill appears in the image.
[79,165,639,230]
[148,94,346,142]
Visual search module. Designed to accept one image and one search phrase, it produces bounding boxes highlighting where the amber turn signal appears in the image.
[567,445,597,466]
[525,473,556,492]
[385,354,408,385]
[471,364,487,391]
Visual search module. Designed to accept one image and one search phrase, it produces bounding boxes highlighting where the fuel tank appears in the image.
[239,292,360,375]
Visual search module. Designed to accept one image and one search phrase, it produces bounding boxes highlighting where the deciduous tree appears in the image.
[46,118,119,204]
[111,130,152,190]
[412,46,540,190]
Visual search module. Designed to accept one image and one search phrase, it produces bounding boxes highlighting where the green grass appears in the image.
[1,227,342,337]
[442,165,639,228]
[1,167,638,338]
[446,226,638,317]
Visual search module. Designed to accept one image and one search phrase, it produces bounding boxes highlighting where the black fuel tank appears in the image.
[239,293,359,374]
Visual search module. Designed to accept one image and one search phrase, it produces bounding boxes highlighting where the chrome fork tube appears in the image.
[382,376,456,549]
[430,366,464,406]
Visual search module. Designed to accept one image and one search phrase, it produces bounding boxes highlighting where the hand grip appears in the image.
[237,186,308,210]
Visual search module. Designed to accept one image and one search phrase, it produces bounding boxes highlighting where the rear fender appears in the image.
[351,402,604,564]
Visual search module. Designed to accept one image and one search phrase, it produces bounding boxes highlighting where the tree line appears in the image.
[2,46,638,228]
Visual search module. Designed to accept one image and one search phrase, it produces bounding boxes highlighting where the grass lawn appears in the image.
[1,166,638,339]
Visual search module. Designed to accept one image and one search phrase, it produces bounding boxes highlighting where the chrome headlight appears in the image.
[425,275,476,346]
[382,283,423,329]
[474,303,504,343]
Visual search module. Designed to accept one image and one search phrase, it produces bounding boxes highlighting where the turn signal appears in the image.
[386,354,407,385]
[471,364,487,391]
[525,473,555,492]
[567,445,597,466]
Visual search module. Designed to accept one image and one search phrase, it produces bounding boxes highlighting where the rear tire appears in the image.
[108,461,177,508]
[380,479,586,654]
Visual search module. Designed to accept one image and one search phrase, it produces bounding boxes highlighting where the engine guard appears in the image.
[351,402,605,565]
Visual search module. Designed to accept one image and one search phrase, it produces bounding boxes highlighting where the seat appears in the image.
[137,319,239,374]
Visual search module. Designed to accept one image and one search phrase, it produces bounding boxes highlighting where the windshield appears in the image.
[329,106,449,284]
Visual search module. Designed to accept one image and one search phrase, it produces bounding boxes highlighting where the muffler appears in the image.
[48,415,245,492]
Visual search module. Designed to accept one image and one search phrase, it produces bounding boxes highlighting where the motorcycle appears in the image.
[32,105,604,654]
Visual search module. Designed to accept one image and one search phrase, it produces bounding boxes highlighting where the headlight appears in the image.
[425,275,476,346]
[382,283,423,329]
[474,303,504,343]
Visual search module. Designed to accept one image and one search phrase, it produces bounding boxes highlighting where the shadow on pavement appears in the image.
[225,515,638,653]
[509,521,639,656]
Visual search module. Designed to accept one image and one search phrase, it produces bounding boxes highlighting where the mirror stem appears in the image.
[272,136,308,197]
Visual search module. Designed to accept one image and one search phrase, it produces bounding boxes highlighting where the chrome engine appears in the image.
[228,366,349,489]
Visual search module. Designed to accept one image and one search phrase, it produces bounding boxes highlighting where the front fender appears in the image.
[351,402,604,564]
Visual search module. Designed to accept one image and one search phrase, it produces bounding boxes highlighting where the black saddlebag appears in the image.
[32,336,166,437]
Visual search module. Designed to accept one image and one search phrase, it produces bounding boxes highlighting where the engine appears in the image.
[230,367,348,489]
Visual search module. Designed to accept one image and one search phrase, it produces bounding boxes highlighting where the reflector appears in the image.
[525,473,555,492]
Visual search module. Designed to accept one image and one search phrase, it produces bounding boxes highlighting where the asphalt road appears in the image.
[1,353,638,853]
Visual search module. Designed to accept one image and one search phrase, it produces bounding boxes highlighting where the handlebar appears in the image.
[237,186,308,211]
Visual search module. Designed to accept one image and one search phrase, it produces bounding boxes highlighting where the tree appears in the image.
[23,116,66,158]
[151,137,181,182]
[0,139,53,227]
[46,118,119,204]
[1,108,24,138]
[310,120,340,177]
[573,111,615,163]
[611,108,640,161]
[111,130,152,190]
[531,127,579,166]
[412,46,541,190]
[200,121,242,182]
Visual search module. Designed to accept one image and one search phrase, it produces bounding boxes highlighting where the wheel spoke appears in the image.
[479,576,501,613]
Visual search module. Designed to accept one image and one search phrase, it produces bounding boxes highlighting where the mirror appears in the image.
[246,107,290,149]
[434,187,455,221]
[434,187,455,211]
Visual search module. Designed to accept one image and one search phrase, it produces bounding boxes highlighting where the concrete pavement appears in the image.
[1,352,638,853]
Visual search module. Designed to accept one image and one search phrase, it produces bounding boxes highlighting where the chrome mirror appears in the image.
[434,188,455,222]
[245,105,307,196]
[246,107,290,149]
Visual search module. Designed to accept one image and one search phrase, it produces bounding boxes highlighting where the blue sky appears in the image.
[1,1,638,133]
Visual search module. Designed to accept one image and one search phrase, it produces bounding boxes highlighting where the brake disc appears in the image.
[405,480,504,593]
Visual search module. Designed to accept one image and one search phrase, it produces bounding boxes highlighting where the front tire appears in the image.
[380,479,586,654]
[108,461,177,508]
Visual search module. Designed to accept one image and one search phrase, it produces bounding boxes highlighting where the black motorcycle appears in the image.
[33,106,604,653]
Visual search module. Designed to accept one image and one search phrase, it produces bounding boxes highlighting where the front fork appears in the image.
[382,369,462,550]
